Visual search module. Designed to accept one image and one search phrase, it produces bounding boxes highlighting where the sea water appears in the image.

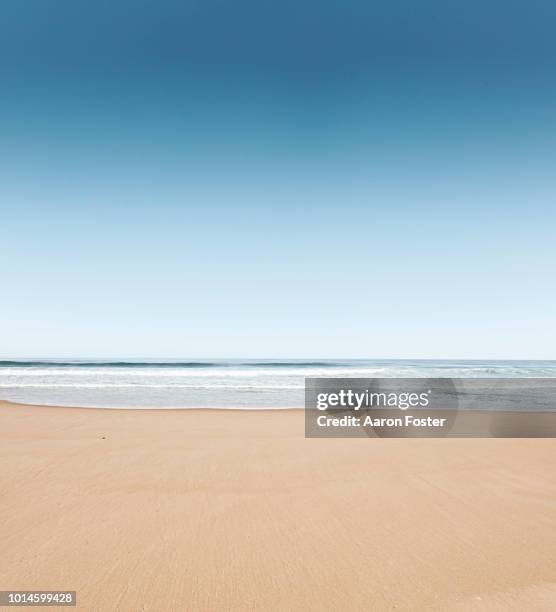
[1,359,555,409]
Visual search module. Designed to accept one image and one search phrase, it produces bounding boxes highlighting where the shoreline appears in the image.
[0,399,304,412]
[1,401,555,610]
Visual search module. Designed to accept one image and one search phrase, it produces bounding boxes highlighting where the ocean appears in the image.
[1,359,556,409]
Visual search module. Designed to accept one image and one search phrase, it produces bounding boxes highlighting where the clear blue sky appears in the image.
[1,1,555,358]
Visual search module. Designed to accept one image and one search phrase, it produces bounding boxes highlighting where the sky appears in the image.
[1,1,555,359]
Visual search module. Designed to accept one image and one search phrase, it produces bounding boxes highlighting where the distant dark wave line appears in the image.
[0,361,219,368]
[0,360,345,368]
[244,362,341,367]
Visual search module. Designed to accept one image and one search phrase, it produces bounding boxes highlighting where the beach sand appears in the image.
[1,400,555,611]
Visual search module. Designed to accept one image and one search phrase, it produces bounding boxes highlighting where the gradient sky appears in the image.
[1,1,555,358]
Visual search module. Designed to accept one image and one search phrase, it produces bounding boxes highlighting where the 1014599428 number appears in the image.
[0,591,76,607]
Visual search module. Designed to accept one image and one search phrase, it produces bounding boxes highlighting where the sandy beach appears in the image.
[1,400,555,611]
